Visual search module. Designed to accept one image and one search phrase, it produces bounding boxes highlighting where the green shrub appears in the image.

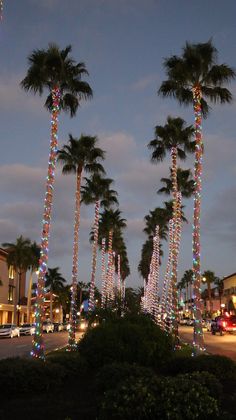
[162,354,236,381]
[0,357,66,397]
[47,352,88,378]
[99,373,219,419]
[95,362,155,394]
[78,314,173,370]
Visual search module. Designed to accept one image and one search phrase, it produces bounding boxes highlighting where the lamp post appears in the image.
[16,304,21,326]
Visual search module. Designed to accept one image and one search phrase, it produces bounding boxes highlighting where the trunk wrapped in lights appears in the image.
[192,85,205,352]
[68,169,82,350]
[117,254,121,297]
[101,238,107,308]
[31,86,61,360]
[161,219,174,331]
[88,200,100,311]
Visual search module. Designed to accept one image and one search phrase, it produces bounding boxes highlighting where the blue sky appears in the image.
[0,0,236,288]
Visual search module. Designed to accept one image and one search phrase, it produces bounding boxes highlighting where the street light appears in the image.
[202,276,206,283]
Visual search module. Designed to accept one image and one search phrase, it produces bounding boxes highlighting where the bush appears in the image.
[99,373,220,420]
[47,352,88,378]
[78,314,173,370]
[162,354,236,381]
[95,362,155,394]
[0,357,66,397]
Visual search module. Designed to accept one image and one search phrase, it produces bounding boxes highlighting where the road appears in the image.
[0,331,82,360]
[179,326,236,360]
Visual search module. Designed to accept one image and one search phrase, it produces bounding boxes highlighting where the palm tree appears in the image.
[98,209,127,305]
[159,40,235,351]
[81,174,118,311]
[202,270,219,316]
[21,44,92,359]
[214,278,224,312]
[181,269,194,312]
[57,134,105,348]
[27,242,40,323]
[2,236,31,325]
[158,168,195,198]
[148,116,194,341]
[45,267,66,321]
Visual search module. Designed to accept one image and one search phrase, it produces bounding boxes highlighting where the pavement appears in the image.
[0,331,83,360]
[179,325,236,360]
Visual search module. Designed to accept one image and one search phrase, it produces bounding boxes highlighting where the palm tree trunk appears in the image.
[117,254,121,297]
[32,86,61,360]
[88,200,100,311]
[192,85,205,352]
[106,230,114,305]
[162,219,174,332]
[171,147,180,344]
[68,169,82,350]
[207,282,212,315]
[27,270,33,323]
[101,238,106,308]
[50,291,53,321]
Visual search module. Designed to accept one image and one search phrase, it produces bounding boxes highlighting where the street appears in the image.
[0,331,83,360]
[179,326,236,360]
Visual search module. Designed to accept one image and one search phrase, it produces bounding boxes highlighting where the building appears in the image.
[222,272,236,314]
[0,247,27,325]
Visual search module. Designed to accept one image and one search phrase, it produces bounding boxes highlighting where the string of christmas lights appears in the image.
[192,86,205,352]
[117,254,121,297]
[88,200,100,311]
[68,170,82,351]
[106,230,114,305]
[31,86,61,360]
[161,219,174,331]
[101,238,106,308]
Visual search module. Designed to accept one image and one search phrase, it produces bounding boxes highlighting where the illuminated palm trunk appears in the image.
[27,269,33,323]
[68,169,82,350]
[31,86,60,360]
[88,200,100,311]
[170,147,179,341]
[192,86,205,352]
[117,254,121,297]
[106,230,114,305]
[101,238,106,308]
[162,219,173,331]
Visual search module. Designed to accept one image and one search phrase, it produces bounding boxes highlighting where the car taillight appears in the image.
[222,321,227,328]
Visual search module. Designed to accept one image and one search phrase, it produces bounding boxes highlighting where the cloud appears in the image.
[131,74,159,91]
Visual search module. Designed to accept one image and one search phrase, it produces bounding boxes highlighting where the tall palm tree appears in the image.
[159,40,235,351]
[148,116,194,341]
[45,267,66,321]
[21,44,92,359]
[57,134,105,348]
[27,242,40,323]
[97,209,127,305]
[81,174,118,311]
[202,270,219,316]
[158,168,195,198]
[2,236,31,325]
[181,269,193,311]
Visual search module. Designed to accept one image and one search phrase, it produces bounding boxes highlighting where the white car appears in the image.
[0,324,20,338]
[20,323,35,336]
[42,321,54,333]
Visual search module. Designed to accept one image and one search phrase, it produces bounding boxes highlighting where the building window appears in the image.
[8,265,15,279]
[8,285,14,303]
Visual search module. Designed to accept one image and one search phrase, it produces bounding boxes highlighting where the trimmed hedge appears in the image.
[78,314,173,369]
[99,373,220,419]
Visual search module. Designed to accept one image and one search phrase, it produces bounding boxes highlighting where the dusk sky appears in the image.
[0,0,236,288]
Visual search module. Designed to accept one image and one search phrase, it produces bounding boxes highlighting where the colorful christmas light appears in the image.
[106,230,115,305]
[192,86,205,352]
[161,219,174,331]
[101,238,107,308]
[31,86,61,360]
[88,200,100,311]
[117,254,121,297]
[67,169,82,351]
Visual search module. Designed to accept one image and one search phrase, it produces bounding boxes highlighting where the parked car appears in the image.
[42,321,54,333]
[53,323,64,332]
[0,324,20,338]
[20,323,35,336]
[211,315,236,335]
